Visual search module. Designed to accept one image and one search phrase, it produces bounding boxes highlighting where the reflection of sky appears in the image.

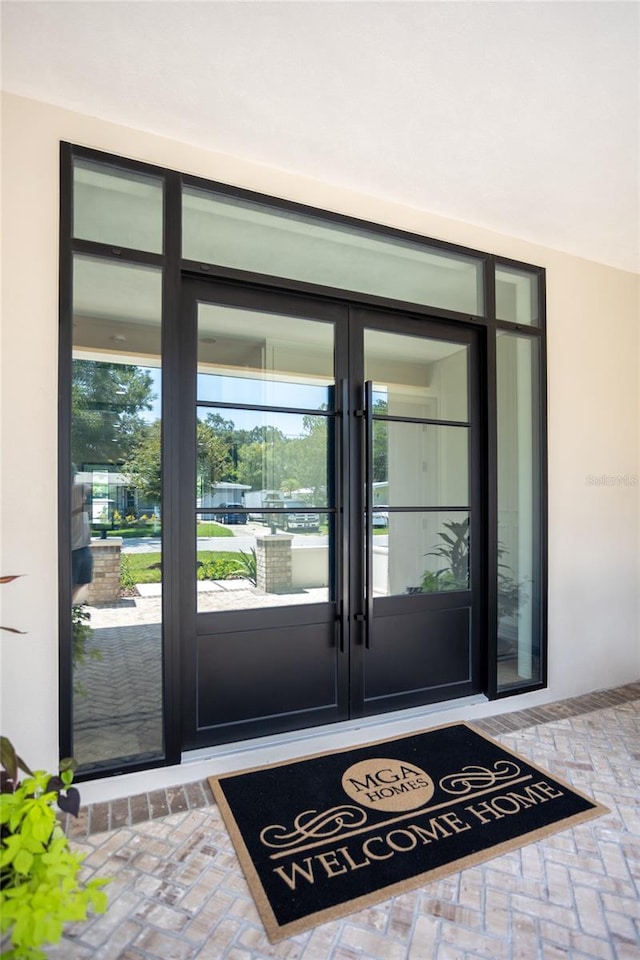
[142,367,162,423]
[143,370,337,434]
[197,373,332,435]
[197,373,331,409]
[142,371,392,437]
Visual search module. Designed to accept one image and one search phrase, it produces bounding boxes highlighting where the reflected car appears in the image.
[277,500,320,531]
[219,503,247,525]
[372,507,388,528]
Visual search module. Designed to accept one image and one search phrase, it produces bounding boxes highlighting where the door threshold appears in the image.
[182,693,488,768]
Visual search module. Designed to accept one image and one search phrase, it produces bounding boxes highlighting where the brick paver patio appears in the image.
[45,683,640,958]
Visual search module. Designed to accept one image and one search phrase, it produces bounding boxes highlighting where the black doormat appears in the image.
[209,722,608,942]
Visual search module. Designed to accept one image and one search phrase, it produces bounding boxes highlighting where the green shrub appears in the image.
[227,548,257,586]
[119,554,137,591]
[1,577,109,957]
[197,557,243,581]
[0,744,109,959]
[420,569,462,593]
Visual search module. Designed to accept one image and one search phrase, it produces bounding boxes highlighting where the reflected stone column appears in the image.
[256,534,293,593]
[87,538,122,604]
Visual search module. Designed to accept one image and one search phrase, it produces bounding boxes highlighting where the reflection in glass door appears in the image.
[70,255,164,770]
[350,311,482,716]
[180,283,482,749]
[181,281,349,748]
[195,301,335,613]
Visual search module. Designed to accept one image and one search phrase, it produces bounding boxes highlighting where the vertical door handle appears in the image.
[335,379,347,654]
[364,380,374,648]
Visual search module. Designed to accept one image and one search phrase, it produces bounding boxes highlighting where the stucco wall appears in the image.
[1,92,638,777]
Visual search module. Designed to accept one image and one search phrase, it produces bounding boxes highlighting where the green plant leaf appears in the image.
[13,848,34,875]
[0,833,23,866]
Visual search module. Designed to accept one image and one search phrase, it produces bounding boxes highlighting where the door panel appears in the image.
[196,620,339,728]
[351,307,482,716]
[366,604,472,703]
[180,280,349,749]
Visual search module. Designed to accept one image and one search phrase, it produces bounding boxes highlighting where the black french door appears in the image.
[348,307,483,717]
[180,280,482,749]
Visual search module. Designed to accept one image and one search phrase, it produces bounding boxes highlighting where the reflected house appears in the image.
[75,469,159,526]
[372,481,388,506]
[199,482,251,509]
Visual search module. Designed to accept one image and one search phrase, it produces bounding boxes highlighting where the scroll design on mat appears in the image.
[260,805,368,849]
[439,760,522,795]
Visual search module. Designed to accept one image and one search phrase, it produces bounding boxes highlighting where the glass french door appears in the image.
[348,308,482,717]
[179,281,482,749]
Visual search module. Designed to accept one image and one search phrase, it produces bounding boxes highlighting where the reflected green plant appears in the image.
[420,518,470,593]
[71,605,101,697]
[228,548,257,587]
[418,521,526,619]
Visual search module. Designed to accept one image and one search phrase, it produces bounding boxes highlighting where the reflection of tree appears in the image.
[285,416,327,500]
[237,427,287,491]
[197,413,236,488]
[124,414,232,503]
[123,420,162,504]
[71,360,155,464]
[280,478,300,497]
[123,406,339,506]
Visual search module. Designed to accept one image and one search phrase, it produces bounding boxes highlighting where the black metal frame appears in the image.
[59,143,547,778]
[179,278,349,748]
[488,256,547,699]
[347,306,485,714]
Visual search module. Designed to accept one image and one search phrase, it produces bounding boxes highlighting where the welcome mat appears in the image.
[208,722,607,942]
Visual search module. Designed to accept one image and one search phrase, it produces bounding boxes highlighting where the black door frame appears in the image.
[179,278,487,750]
[59,142,546,780]
[179,278,351,749]
[346,305,485,718]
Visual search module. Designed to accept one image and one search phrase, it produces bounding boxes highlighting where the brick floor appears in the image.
[18,684,640,957]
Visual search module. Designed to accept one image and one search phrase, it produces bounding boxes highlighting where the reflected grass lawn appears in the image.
[104,521,233,539]
[196,522,234,537]
[125,549,243,583]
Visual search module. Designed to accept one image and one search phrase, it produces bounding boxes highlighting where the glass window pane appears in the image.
[196,407,330,509]
[71,255,163,769]
[197,303,334,408]
[365,330,469,422]
[496,333,541,690]
[74,158,163,254]
[374,422,469,507]
[495,265,539,326]
[183,187,483,315]
[372,511,470,598]
[196,512,331,613]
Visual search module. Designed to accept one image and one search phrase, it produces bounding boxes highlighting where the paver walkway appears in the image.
[45,684,640,958]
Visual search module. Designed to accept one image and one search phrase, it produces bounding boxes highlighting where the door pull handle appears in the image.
[363,380,374,649]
